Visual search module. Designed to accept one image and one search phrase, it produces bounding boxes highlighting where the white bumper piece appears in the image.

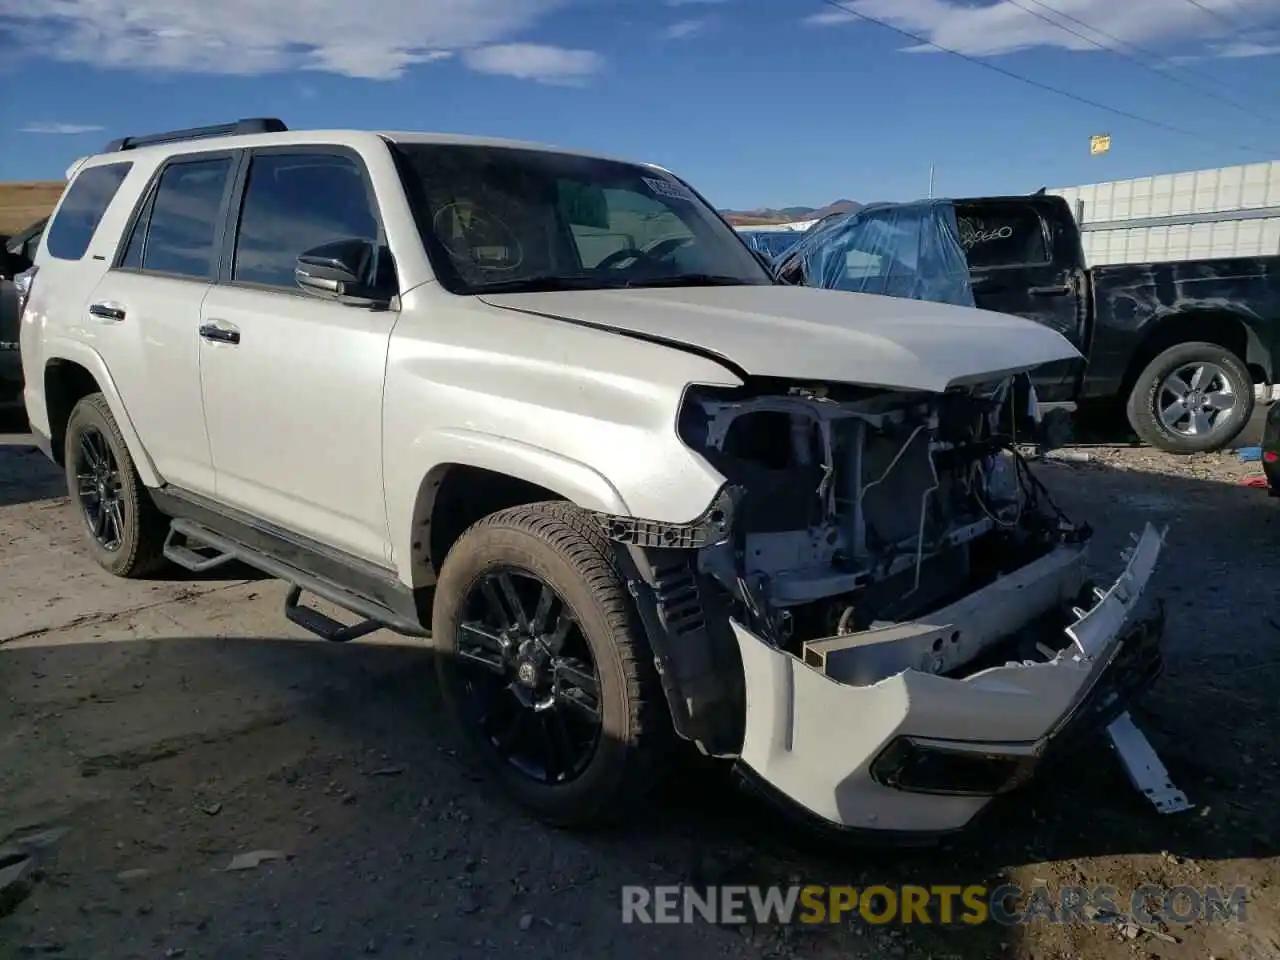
[732,523,1177,835]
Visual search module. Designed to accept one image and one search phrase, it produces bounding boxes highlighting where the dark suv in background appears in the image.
[1,217,45,405]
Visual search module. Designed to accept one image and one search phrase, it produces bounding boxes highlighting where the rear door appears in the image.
[955,198,1087,402]
[84,150,238,496]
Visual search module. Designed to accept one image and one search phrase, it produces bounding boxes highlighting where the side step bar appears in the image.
[164,518,428,641]
[283,585,384,643]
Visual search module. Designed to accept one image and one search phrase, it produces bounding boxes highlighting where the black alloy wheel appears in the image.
[73,423,126,552]
[454,567,602,786]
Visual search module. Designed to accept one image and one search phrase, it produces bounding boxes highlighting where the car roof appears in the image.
[75,128,656,172]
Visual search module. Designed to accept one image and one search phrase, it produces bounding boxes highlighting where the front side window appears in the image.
[45,162,132,261]
[123,157,232,279]
[393,143,771,294]
[232,152,379,288]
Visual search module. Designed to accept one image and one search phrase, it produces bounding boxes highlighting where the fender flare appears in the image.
[394,427,630,586]
[43,337,163,488]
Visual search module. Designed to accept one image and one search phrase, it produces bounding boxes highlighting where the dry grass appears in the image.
[0,182,63,236]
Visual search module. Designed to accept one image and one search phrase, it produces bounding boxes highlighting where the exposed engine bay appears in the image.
[597,372,1181,830]
[675,374,1096,685]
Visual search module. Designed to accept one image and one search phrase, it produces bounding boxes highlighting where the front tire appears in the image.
[63,393,168,578]
[1126,342,1254,454]
[432,501,670,828]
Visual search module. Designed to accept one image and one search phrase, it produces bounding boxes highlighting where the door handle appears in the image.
[1028,284,1072,297]
[89,301,126,322]
[199,322,241,345]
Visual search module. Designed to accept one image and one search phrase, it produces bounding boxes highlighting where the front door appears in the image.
[198,147,399,566]
[956,199,1086,403]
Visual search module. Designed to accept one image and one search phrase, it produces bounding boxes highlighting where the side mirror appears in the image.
[295,238,388,304]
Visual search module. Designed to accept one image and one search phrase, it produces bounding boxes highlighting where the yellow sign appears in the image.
[1090,134,1111,155]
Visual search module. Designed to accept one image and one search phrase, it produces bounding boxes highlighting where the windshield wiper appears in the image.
[622,273,760,288]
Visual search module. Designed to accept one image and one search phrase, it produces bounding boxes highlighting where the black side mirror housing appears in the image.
[295,238,390,306]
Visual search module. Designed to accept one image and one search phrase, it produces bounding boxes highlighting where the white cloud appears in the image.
[1211,37,1280,59]
[663,18,707,39]
[0,0,604,81]
[802,0,1280,60]
[18,122,104,134]
[462,43,603,85]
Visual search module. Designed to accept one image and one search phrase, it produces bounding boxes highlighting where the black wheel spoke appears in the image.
[457,621,509,675]
[543,609,574,655]
[456,647,507,675]
[104,500,124,548]
[553,658,601,720]
[482,693,525,757]
[542,711,576,782]
[531,583,555,635]
[496,572,531,632]
[531,714,562,782]
[79,436,100,473]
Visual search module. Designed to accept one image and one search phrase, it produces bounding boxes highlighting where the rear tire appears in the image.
[432,501,670,828]
[1126,342,1253,454]
[63,393,168,578]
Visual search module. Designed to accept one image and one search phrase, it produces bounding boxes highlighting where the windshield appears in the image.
[392,143,773,295]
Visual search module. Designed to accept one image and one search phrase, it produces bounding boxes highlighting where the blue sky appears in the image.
[3,0,1280,210]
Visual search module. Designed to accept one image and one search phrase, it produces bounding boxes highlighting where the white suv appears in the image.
[21,118,1181,835]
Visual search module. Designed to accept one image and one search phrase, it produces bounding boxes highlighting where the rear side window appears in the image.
[955,206,1049,269]
[121,157,232,279]
[45,162,132,261]
[232,152,378,288]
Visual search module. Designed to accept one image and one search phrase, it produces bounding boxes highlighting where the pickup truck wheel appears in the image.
[1126,342,1254,454]
[432,501,668,828]
[63,393,168,578]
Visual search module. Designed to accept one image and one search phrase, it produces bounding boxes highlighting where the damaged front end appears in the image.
[597,373,1186,836]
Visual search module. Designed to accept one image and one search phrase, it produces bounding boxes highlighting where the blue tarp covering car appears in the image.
[737,229,804,260]
[770,200,975,308]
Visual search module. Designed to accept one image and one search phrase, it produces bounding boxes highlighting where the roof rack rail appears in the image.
[103,118,288,153]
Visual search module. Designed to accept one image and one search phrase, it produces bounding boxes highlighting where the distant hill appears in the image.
[721,199,862,226]
[0,181,62,235]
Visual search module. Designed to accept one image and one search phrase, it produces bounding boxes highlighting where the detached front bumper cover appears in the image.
[731,523,1188,837]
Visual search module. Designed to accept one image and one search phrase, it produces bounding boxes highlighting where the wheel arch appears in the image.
[396,431,630,593]
[1120,309,1269,403]
[42,342,162,487]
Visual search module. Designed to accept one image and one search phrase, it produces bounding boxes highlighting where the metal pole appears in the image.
[928,165,935,198]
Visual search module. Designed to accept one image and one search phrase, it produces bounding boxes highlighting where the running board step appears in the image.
[166,517,427,639]
[164,525,237,572]
[284,585,383,643]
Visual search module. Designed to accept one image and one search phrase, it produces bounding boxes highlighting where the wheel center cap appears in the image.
[516,660,539,687]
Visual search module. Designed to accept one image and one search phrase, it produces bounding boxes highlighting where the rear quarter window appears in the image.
[45,162,133,261]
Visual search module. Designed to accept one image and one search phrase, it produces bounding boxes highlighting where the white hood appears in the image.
[479,285,1081,393]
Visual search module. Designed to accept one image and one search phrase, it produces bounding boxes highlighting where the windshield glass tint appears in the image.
[393,143,771,294]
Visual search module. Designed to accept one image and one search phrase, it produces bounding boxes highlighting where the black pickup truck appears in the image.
[774,195,1280,454]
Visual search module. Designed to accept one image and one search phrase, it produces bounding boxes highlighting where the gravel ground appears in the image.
[1,416,1278,960]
